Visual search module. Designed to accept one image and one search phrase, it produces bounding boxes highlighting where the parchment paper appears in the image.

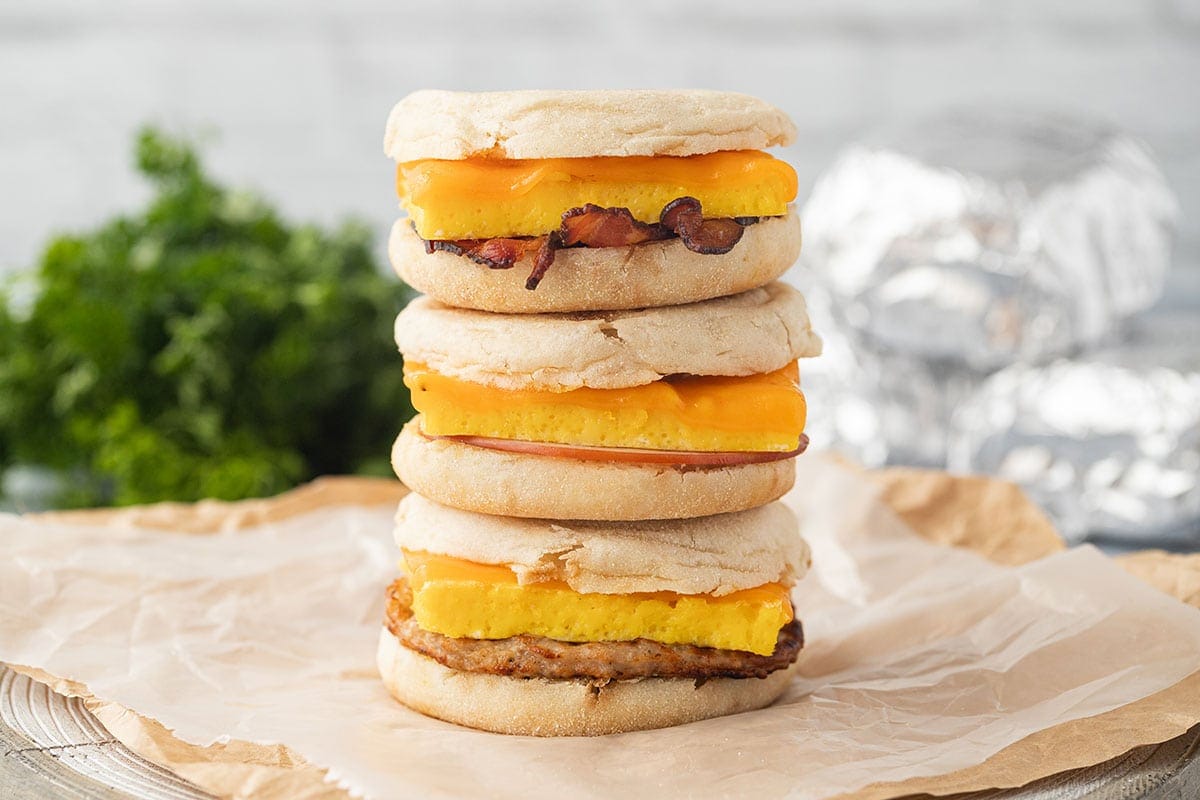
[3,459,1200,800]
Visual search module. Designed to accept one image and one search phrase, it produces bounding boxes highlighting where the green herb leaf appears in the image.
[0,128,414,507]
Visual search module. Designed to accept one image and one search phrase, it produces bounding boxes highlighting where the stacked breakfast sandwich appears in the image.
[378,90,822,736]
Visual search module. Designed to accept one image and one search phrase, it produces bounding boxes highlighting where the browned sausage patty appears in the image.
[385,579,803,681]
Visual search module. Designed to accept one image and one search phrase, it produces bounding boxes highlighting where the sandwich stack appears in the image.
[377,90,822,736]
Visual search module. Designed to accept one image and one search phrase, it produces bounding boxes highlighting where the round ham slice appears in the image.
[428,433,809,466]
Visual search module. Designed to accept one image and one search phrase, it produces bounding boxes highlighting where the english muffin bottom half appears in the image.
[392,282,823,520]
[379,493,811,736]
[384,89,802,312]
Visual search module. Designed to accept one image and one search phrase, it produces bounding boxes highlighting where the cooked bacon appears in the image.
[422,197,759,290]
[559,204,673,248]
[521,205,676,289]
[524,232,560,290]
[660,196,745,255]
[425,236,542,270]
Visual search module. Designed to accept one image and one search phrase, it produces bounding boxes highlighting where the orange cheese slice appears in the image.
[404,362,807,452]
[403,550,793,656]
[396,150,798,240]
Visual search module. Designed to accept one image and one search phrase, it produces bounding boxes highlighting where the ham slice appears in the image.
[430,433,809,466]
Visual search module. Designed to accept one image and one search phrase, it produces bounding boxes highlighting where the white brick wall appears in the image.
[2,0,1198,306]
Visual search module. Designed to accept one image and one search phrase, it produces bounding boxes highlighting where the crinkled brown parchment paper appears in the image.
[5,466,1200,800]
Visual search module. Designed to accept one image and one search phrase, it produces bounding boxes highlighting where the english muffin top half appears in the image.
[384,89,802,313]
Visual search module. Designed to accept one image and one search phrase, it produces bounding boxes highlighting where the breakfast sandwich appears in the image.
[392,281,822,520]
[378,88,819,735]
[385,89,801,313]
[378,493,810,736]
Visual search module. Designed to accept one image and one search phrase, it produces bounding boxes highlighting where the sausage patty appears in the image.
[385,579,803,681]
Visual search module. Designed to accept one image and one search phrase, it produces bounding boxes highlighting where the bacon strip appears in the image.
[422,198,760,290]
[559,204,673,248]
[425,237,541,270]
[524,233,560,290]
[660,196,745,255]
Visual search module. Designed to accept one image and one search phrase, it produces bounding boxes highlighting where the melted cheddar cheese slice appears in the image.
[404,550,792,656]
[405,362,807,452]
[396,150,798,240]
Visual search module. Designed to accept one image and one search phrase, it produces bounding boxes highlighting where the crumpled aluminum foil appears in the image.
[794,110,1193,544]
[797,280,994,468]
[797,282,976,468]
[799,109,1177,371]
[947,314,1200,547]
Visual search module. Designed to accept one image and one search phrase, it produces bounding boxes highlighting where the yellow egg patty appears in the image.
[396,150,798,240]
[405,362,807,453]
[404,550,793,656]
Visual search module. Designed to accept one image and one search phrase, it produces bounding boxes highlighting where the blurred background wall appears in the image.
[3,0,1199,307]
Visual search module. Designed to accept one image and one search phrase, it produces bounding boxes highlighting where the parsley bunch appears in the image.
[0,129,413,507]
